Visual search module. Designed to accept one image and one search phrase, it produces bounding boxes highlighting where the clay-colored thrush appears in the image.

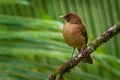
[60,12,93,64]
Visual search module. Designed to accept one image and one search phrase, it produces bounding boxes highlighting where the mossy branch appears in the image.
[48,22,120,80]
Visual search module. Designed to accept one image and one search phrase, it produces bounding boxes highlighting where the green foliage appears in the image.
[0,0,30,5]
[0,0,120,80]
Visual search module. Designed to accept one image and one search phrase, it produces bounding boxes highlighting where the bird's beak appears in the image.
[59,15,64,18]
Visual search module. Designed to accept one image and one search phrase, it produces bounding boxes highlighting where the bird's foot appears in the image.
[69,58,74,66]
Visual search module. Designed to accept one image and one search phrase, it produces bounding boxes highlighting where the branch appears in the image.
[48,22,120,80]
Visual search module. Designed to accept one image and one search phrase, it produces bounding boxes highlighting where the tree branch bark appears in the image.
[48,22,120,80]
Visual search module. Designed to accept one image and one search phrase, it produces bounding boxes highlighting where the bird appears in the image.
[60,12,93,64]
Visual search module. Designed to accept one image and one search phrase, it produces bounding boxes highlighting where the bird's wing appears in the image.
[79,24,88,43]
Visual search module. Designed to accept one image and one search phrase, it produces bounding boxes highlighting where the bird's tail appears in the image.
[82,54,93,64]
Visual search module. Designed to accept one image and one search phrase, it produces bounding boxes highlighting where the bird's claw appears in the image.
[69,58,74,66]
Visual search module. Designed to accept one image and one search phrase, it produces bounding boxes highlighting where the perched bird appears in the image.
[60,12,93,64]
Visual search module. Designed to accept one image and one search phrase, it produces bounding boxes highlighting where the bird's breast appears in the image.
[62,23,86,49]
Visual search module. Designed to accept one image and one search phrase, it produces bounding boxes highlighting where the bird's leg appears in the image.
[76,48,84,57]
[70,48,75,65]
[71,47,75,59]
[80,49,84,55]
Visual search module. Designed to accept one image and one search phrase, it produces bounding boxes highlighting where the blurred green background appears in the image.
[0,0,120,80]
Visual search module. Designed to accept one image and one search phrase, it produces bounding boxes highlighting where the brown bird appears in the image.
[60,12,93,64]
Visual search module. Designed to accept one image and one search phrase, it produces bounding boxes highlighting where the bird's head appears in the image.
[59,12,82,24]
